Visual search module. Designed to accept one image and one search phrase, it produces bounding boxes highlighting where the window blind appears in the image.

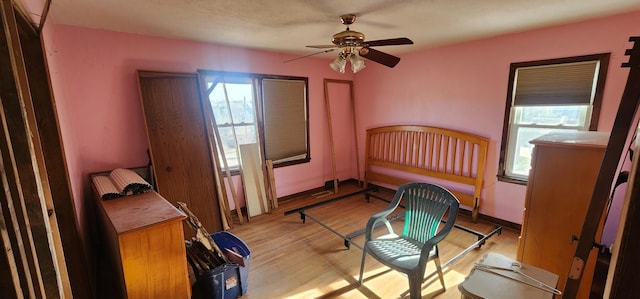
[513,61,598,106]
[262,78,308,162]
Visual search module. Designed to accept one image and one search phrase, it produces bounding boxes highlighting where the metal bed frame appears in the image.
[283,186,502,272]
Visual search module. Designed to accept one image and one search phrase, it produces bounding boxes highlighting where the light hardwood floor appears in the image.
[227,183,520,299]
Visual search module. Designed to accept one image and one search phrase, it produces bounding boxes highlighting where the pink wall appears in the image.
[354,10,640,224]
[40,9,640,256]
[41,25,357,250]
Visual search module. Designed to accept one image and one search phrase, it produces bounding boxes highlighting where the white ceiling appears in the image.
[32,0,640,57]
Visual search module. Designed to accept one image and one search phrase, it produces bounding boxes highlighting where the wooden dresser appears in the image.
[93,188,190,298]
[517,131,609,298]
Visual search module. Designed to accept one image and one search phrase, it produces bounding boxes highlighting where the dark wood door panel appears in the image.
[138,71,221,234]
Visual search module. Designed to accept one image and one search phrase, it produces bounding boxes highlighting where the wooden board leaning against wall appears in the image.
[0,1,91,297]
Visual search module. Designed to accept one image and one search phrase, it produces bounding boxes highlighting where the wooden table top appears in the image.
[99,191,186,234]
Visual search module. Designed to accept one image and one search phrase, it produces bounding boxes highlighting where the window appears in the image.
[498,54,610,183]
[200,71,309,171]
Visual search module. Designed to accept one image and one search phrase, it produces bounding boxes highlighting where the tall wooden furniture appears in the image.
[137,71,222,234]
[517,131,609,298]
[93,187,190,299]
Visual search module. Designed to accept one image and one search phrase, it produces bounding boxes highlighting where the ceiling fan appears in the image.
[287,14,414,73]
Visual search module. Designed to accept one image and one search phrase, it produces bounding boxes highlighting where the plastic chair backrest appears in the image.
[401,183,458,244]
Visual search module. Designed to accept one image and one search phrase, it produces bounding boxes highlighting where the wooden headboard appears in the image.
[364,125,489,221]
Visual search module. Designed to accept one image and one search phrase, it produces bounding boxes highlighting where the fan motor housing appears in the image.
[332,30,365,47]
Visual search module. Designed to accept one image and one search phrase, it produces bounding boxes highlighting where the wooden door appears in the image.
[137,71,222,234]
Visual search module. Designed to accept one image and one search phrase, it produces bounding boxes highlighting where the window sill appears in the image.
[497,174,528,186]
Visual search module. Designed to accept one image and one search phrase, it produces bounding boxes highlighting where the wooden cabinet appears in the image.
[517,131,609,298]
[94,188,190,299]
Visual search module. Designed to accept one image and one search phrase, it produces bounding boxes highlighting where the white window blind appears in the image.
[513,61,599,106]
[262,78,308,162]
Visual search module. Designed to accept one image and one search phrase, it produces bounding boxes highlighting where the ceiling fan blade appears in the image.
[283,49,337,63]
[365,37,413,47]
[306,44,338,49]
[359,47,401,68]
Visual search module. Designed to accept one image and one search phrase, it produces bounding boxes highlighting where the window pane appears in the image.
[210,83,254,125]
[217,127,239,168]
[207,80,258,170]
[229,94,255,125]
[234,125,257,145]
[509,127,578,177]
[516,106,589,126]
[509,105,590,177]
[210,89,230,125]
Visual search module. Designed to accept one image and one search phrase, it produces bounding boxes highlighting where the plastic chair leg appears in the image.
[408,274,423,299]
[434,257,446,290]
[358,248,368,285]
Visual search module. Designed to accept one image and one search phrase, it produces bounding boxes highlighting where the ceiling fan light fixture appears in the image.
[349,54,366,73]
[330,54,347,73]
[299,14,413,70]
